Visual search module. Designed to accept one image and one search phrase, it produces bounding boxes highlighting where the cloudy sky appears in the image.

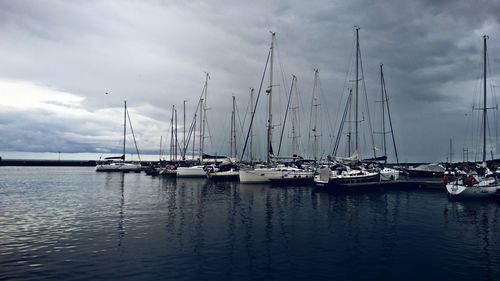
[0,0,499,162]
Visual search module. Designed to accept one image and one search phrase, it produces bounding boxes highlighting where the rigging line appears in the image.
[486,110,493,158]
[125,107,142,162]
[487,49,499,156]
[317,71,337,156]
[240,91,251,136]
[183,98,203,158]
[240,47,272,161]
[234,100,246,150]
[278,75,295,156]
[333,90,353,156]
[293,79,304,155]
[180,80,208,159]
[333,31,357,155]
[382,69,399,164]
[274,38,291,139]
[308,70,316,148]
[183,103,200,157]
[317,73,333,136]
[358,46,376,158]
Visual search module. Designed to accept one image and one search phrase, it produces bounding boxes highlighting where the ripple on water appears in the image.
[0,167,499,280]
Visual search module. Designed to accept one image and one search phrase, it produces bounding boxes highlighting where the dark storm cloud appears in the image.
[0,0,499,161]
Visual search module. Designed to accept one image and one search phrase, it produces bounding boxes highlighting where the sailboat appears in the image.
[176,73,223,178]
[376,64,400,181]
[96,101,142,172]
[239,32,314,183]
[446,35,498,198]
[314,27,380,187]
[206,95,240,180]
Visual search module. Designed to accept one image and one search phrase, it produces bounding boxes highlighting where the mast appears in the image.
[159,136,162,161]
[174,107,178,160]
[230,95,236,158]
[123,100,127,162]
[380,64,387,160]
[291,79,299,155]
[170,105,174,161]
[266,32,275,164]
[381,64,399,164]
[199,98,203,161]
[249,88,254,163]
[183,100,186,160]
[278,75,294,156]
[482,35,487,162]
[192,115,196,160]
[201,72,209,162]
[312,69,320,161]
[347,88,352,157]
[355,27,360,153]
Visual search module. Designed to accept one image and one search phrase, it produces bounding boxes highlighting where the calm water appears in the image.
[0,167,499,281]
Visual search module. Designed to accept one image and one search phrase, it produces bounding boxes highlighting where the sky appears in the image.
[0,0,499,163]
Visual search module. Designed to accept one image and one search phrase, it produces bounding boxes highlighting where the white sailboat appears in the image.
[176,73,211,178]
[96,101,142,172]
[446,35,498,198]
[206,96,241,180]
[376,64,400,181]
[314,27,380,187]
[239,32,314,184]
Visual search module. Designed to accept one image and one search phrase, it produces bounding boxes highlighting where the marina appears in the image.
[2,1,500,280]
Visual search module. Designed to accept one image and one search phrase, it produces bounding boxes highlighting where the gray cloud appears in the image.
[0,0,499,162]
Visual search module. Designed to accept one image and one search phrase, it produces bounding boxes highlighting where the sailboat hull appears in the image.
[446,183,497,198]
[314,168,380,187]
[239,167,314,184]
[239,169,271,183]
[380,168,400,181]
[176,166,206,178]
[207,170,240,180]
[95,163,142,172]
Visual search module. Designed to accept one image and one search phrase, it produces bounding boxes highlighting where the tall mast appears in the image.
[482,35,487,162]
[123,100,127,162]
[249,88,254,163]
[159,136,163,161]
[347,88,352,157]
[201,72,209,162]
[381,65,399,164]
[355,27,360,153]
[291,78,299,155]
[199,98,203,160]
[266,32,275,164]
[174,107,178,160]
[170,105,174,161]
[183,100,186,160]
[231,95,237,158]
[380,64,387,159]
[312,69,320,161]
[192,115,196,160]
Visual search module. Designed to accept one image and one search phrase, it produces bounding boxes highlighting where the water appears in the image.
[0,167,499,281]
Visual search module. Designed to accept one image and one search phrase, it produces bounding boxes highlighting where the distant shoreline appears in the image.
[0,159,98,166]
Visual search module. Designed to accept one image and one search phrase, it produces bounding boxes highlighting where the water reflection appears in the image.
[443,201,499,281]
[118,173,125,246]
[2,167,499,281]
